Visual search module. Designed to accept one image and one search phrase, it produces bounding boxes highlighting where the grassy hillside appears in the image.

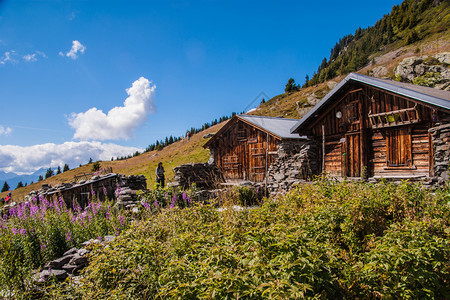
[0,123,225,201]
[251,23,449,121]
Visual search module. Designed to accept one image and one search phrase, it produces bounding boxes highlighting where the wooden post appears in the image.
[360,94,367,179]
[265,132,269,191]
[322,124,325,172]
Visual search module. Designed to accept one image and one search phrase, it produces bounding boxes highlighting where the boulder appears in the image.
[44,254,74,269]
[35,269,68,283]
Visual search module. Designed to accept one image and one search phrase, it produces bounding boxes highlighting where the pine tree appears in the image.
[285,78,300,93]
[63,164,70,172]
[16,181,24,189]
[38,175,43,181]
[88,158,93,164]
[45,168,54,179]
[1,181,9,192]
[56,166,62,174]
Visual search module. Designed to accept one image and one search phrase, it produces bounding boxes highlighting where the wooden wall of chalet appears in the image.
[210,119,279,181]
[308,83,436,178]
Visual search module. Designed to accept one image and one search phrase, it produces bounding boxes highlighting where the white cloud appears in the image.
[0,125,12,135]
[59,40,86,59]
[0,50,17,64]
[0,141,143,174]
[69,77,156,141]
[23,51,47,62]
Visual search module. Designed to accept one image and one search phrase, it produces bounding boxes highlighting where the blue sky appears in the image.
[0,0,402,174]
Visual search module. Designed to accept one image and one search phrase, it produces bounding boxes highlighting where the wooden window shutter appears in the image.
[386,128,412,167]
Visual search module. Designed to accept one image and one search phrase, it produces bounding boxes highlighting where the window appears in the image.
[386,128,412,168]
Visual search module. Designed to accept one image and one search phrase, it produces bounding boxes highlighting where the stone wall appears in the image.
[172,163,224,189]
[429,121,450,185]
[267,139,318,193]
[14,173,148,211]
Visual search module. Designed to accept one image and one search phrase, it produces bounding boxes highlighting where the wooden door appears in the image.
[249,142,266,182]
[386,127,412,167]
[345,133,361,177]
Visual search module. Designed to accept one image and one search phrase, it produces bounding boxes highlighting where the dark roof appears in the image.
[291,73,450,133]
[204,115,306,148]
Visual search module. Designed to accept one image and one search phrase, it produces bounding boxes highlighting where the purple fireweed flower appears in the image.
[66,232,72,241]
[40,243,46,251]
[170,194,177,208]
[11,227,19,235]
[20,228,26,235]
[30,204,39,218]
[103,187,107,195]
[105,211,110,220]
[91,190,95,196]
[59,197,65,208]
[9,207,16,218]
[115,187,122,197]
[115,228,119,236]
[142,201,150,210]
[153,200,159,207]
[88,214,92,222]
[118,215,125,226]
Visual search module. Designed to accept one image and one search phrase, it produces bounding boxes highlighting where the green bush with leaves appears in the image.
[44,179,448,299]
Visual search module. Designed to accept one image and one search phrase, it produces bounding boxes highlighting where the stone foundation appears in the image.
[267,139,318,193]
[172,163,224,189]
[429,122,450,185]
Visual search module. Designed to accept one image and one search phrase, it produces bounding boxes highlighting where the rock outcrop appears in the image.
[394,52,450,90]
[33,235,116,284]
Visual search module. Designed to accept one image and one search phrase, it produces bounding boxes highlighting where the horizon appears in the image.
[0,0,404,174]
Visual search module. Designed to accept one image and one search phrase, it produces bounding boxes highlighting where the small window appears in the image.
[386,128,412,168]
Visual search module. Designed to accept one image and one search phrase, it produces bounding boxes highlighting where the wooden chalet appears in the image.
[204,115,306,182]
[290,73,450,180]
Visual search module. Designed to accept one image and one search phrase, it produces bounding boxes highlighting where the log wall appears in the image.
[308,83,438,178]
[210,119,279,181]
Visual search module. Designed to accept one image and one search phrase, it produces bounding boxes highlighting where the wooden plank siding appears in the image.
[210,119,279,181]
[308,83,435,178]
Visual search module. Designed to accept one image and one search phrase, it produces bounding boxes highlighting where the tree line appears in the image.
[291,0,442,89]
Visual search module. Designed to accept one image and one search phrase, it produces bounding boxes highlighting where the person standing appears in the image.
[4,192,12,202]
[186,130,191,141]
[156,162,165,188]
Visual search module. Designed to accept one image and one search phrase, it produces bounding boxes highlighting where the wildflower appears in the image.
[105,211,110,220]
[59,197,65,208]
[170,194,177,209]
[115,187,122,197]
[153,200,159,207]
[40,243,47,251]
[118,215,125,226]
[142,201,150,210]
[11,227,19,235]
[103,187,107,195]
[91,190,95,196]
[20,228,26,235]
[182,192,191,205]
[65,231,72,241]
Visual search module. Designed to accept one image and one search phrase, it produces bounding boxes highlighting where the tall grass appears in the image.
[44,179,449,299]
